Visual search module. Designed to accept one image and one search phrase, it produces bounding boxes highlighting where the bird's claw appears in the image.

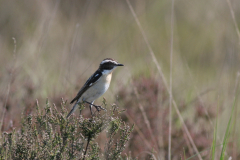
[94,105,106,112]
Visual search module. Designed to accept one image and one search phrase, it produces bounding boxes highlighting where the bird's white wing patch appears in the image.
[85,70,102,87]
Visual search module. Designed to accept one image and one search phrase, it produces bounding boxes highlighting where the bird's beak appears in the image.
[117,63,124,66]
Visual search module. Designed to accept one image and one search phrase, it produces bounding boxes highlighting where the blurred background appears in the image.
[0,0,240,159]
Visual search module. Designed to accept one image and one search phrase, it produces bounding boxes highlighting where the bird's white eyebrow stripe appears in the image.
[100,60,118,65]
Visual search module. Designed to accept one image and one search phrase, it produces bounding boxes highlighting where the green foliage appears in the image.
[0,99,133,160]
[105,119,134,160]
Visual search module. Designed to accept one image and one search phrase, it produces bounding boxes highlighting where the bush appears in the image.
[117,76,216,159]
[0,98,133,160]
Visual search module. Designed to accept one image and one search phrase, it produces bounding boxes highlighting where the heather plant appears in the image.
[117,76,218,159]
[0,98,133,160]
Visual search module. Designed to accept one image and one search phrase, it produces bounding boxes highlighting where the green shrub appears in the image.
[0,99,133,160]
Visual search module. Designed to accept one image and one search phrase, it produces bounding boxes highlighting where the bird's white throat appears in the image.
[102,68,116,75]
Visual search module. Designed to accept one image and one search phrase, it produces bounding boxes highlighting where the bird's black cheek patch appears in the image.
[100,64,115,70]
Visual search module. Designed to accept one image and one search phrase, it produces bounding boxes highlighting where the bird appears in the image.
[66,58,124,118]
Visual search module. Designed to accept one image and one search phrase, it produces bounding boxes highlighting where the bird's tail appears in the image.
[66,102,78,118]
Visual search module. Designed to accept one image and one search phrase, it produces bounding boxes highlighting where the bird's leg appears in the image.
[84,101,106,113]
[89,103,93,116]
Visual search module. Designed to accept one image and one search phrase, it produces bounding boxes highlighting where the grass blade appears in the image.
[220,73,239,159]
[220,98,236,160]
[210,100,218,160]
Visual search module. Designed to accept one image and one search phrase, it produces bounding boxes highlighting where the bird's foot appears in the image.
[94,105,106,112]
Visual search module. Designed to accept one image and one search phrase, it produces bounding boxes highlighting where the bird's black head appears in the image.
[99,58,124,71]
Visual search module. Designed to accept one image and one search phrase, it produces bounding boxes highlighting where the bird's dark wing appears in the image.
[70,70,102,104]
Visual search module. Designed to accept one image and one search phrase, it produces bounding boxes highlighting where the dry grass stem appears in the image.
[0,38,17,136]
[231,72,240,159]
[133,86,158,149]
[185,63,213,126]
[225,0,240,45]
[125,0,202,159]
[168,0,175,159]
[124,111,154,151]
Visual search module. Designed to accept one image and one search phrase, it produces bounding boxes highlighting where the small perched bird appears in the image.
[67,58,124,118]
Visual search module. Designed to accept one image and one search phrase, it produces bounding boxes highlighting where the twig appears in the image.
[125,1,203,159]
[83,135,91,160]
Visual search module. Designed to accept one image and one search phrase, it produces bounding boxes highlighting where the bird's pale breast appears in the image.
[81,73,112,102]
